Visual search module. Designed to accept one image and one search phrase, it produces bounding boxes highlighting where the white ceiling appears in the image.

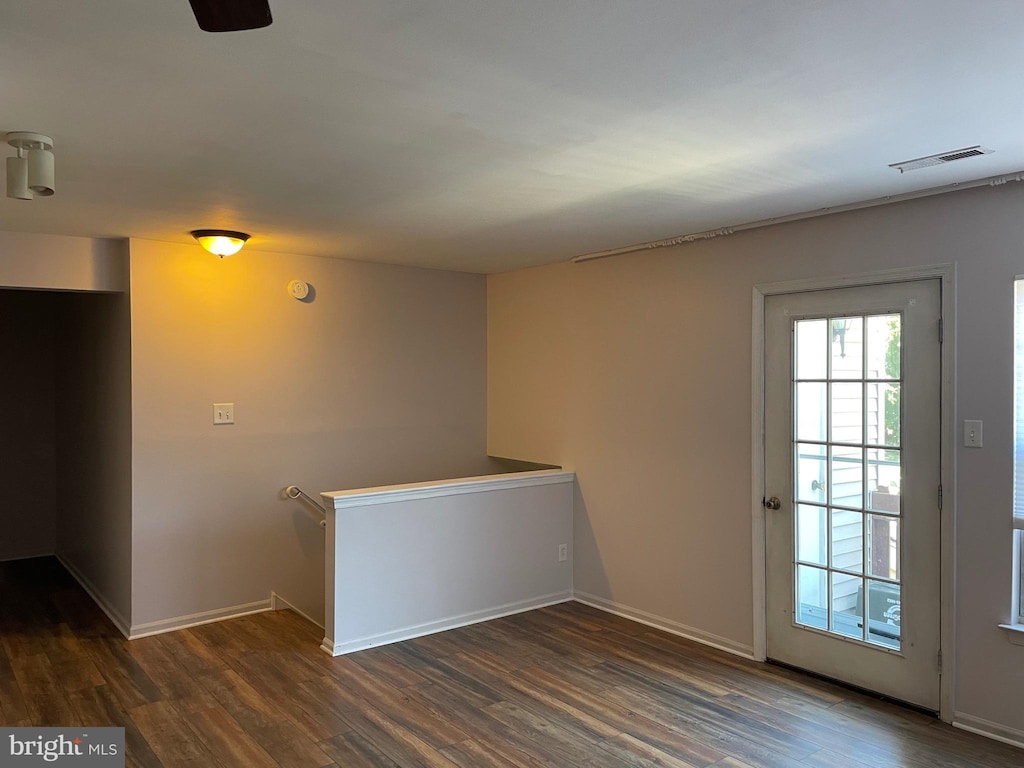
[3,1,1024,273]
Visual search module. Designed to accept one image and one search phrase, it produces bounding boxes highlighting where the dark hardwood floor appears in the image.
[1,557,1021,768]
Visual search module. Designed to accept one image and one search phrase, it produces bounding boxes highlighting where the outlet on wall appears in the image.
[558,543,568,562]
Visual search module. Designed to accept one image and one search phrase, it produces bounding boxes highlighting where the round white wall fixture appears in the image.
[288,280,310,300]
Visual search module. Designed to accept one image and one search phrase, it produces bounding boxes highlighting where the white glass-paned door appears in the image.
[764,279,941,712]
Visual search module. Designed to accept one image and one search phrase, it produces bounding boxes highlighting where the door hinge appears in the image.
[937,649,943,673]
[938,484,943,511]
[938,318,944,344]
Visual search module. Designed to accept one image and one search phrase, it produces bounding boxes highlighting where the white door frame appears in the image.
[751,263,956,722]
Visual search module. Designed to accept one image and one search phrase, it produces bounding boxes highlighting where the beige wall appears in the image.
[0,290,58,561]
[488,182,1024,733]
[129,240,488,628]
[0,231,127,292]
[55,291,134,629]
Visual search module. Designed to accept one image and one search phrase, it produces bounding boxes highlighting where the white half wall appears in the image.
[322,471,574,655]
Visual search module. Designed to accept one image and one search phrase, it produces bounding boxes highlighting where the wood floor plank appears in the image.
[414,651,620,749]
[1,622,47,661]
[425,622,543,670]
[919,719,1024,768]
[186,619,250,656]
[322,656,472,749]
[10,652,79,726]
[0,653,30,723]
[405,629,468,659]
[342,704,463,768]
[395,654,504,709]
[121,636,218,713]
[504,672,621,742]
[593,733,703,768]
[50,653,106,694]
[4,557,1024,768]
[442,738,534,768]
[318,730,403,768]
[200,668,336,768]
[83,636,164,709]
[180,705,279,768]
[351,644,429,688]
[542,602,640,635]
[483,614,607,667]
[600,661,814,752]
[277,679,354,741]
[405,681,563,768]
[599,684,814,768]
[556,628,737,699]
[508,664,727,767]
[129,700,226,767]
[155,629,229,678]
[801,748,880,768]
[67,685,165,768]
[37,620,89,663]
[826,695,1014,768]
[484,699,632,768]
[635,631,847,707]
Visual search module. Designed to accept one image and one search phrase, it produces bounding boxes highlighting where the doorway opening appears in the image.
[0,287,132,631]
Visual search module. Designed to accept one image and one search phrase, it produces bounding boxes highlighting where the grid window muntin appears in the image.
[791,313,903,649]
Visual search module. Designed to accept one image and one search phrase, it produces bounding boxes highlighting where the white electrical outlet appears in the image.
[213,403,235,425]
[558,543,568,562]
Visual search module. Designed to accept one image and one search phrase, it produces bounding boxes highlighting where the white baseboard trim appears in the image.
[271,592,325,629]
[952,712,1024,750]
[129,599,272,640]
[573,591,756,659]
[322,590,574,656]
[56,553,131,639]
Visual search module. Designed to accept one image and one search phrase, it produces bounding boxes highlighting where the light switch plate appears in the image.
[213,403,235,425]
[964,419,982,448]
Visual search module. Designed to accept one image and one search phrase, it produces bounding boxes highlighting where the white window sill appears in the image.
[998,623,1024,646]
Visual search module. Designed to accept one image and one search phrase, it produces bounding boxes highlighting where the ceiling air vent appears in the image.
[889,146,993,173]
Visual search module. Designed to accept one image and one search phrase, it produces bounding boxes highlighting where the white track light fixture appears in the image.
[6,151,30,200]
[5,132,55,200]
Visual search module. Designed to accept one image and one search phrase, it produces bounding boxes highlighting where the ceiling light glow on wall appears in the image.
[191,229,250,257]
[5,132,54,200]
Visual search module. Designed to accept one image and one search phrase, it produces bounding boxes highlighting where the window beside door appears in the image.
[1011,532,1019,626]
[1010,280,1024,627]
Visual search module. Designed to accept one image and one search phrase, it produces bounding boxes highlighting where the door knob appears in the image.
[763,496,782,511]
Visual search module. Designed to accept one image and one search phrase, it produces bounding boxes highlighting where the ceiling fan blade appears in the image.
[188,0,272,32]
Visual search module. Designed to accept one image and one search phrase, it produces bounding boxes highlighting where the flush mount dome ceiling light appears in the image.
[191,229,250,257]
[6,132,55,200]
